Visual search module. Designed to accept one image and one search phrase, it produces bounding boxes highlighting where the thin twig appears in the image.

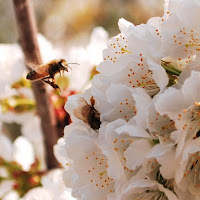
[12,0,59,169]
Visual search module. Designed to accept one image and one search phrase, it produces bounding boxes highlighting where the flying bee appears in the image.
[26,59,76,90]
[73,96,101,131]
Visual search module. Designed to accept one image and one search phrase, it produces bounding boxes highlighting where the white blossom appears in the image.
[2,191,19,200]
[119,178,178,200]
[61,122,115,200]
[23,188,52,200]
[0,44,25,98]
[23,169,76,200]
[0,134,35,171]
[175,138,200,196]
[156,71,200,156]
[0,181,16,200]
[97,18,168,96]
[21,115,46,170]
[0,134,35,199]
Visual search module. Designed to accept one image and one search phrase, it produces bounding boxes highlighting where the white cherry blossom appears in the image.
[119,178,178,200]
[156,71,200,156]
[160,0,200,71]
[0,135,35,199]
[97,18,168,97]
[23,169,76,200]
[175,138,200,196]
[0,134,34,171]
[147,98,176,144]
[98,119,145,184]
[102,84,137,122]
[62,122,115,200]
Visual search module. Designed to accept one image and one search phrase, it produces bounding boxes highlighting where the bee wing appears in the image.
[73,97,91,123]
[25,61,38,70]
[26,61,46,71]
[26,61,50,78]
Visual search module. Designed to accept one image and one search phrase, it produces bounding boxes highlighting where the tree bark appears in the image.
[12,0,59,169]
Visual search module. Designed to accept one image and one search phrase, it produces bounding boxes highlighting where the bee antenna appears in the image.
[66,63,79,71]
[66,65,72,70]
[68,63,80,65]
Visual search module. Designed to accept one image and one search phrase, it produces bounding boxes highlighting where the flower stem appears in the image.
[12,0,59,169]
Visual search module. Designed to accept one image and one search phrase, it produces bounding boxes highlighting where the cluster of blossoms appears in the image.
[56,0,200,199]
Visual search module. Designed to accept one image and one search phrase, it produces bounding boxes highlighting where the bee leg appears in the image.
[42,76,52,83]
[45,80,60,90]
[51,78,60,91]
[58,67,64,77]
[43,76,60,90]
[49,72,55,79]
[42,78,52,86]
[42,77,60,90]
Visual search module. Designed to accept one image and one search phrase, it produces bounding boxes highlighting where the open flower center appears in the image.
[84,151,114,193]
[126,56,160,97]
[149,112,176,144]
[176,102,200,141]
[156,171,174,191]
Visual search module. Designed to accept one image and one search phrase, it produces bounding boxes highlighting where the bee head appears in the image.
[59,59,78,71]
[58,59,69,71]
[26,70,37,80]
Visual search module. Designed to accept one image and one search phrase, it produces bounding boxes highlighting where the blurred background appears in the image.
[0,0,164,46]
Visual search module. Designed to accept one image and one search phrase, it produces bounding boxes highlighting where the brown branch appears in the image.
[12,0,59,169]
